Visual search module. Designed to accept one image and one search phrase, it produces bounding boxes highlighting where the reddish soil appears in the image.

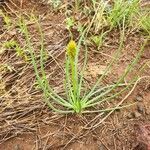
[0,0,150,150]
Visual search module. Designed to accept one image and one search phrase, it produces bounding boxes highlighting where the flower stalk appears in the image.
[66,40,81,112]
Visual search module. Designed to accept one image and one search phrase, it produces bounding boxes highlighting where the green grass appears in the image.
[84,0,140,33]
[2,39,28,61]
[64,0,149,36]
[107,0,140,28]
[89,31,107,49]
[0,10,12,29]
[139,14,150,36]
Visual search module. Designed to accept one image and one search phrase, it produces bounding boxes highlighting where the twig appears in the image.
[91,76,150,129]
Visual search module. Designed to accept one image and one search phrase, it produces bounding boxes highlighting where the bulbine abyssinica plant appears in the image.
[20,16,147,114]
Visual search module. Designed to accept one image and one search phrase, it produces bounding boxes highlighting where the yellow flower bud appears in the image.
[67,40,77,59]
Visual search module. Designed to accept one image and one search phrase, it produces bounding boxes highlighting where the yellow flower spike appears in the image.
[67,40,77,59]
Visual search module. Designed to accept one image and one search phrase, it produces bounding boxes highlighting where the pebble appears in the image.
[127,113,133,119]
[135,95,143,102]
[145,109,150,115]
[11,89,18,96]
[99,144,107,150]
[14,144,21,150]
[127,112,141,119]
[132,112,142,118]
[133,142,148,150]
[137,104,144,114]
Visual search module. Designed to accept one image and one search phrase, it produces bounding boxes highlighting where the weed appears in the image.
[0,64,13,73]
[65,16,84,38]
[139,14,150,36]
[66,17,75,30]
[38,0,61,8]
[90,33,105,48]
[65,17,74,37]
[3,40,28,61]
[4,40,17,49]
[51,0,61,9]
[75,0,80,11]
[0,10,12,29]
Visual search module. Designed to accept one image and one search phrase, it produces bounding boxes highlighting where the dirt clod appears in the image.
[133,112,142,118]
[134,124,150,150]
[136,95,143,102]
[137,104,145,114]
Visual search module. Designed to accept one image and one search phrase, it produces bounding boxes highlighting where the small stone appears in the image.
[145,109,150,115]
[137,104,144,114]
[136,96,143,102]
[99,144,107,150]
[127,113,133,119]
[132,112,141,118]
[14,144,20,150]
[11,89,18,96]
[133,142,148,150]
